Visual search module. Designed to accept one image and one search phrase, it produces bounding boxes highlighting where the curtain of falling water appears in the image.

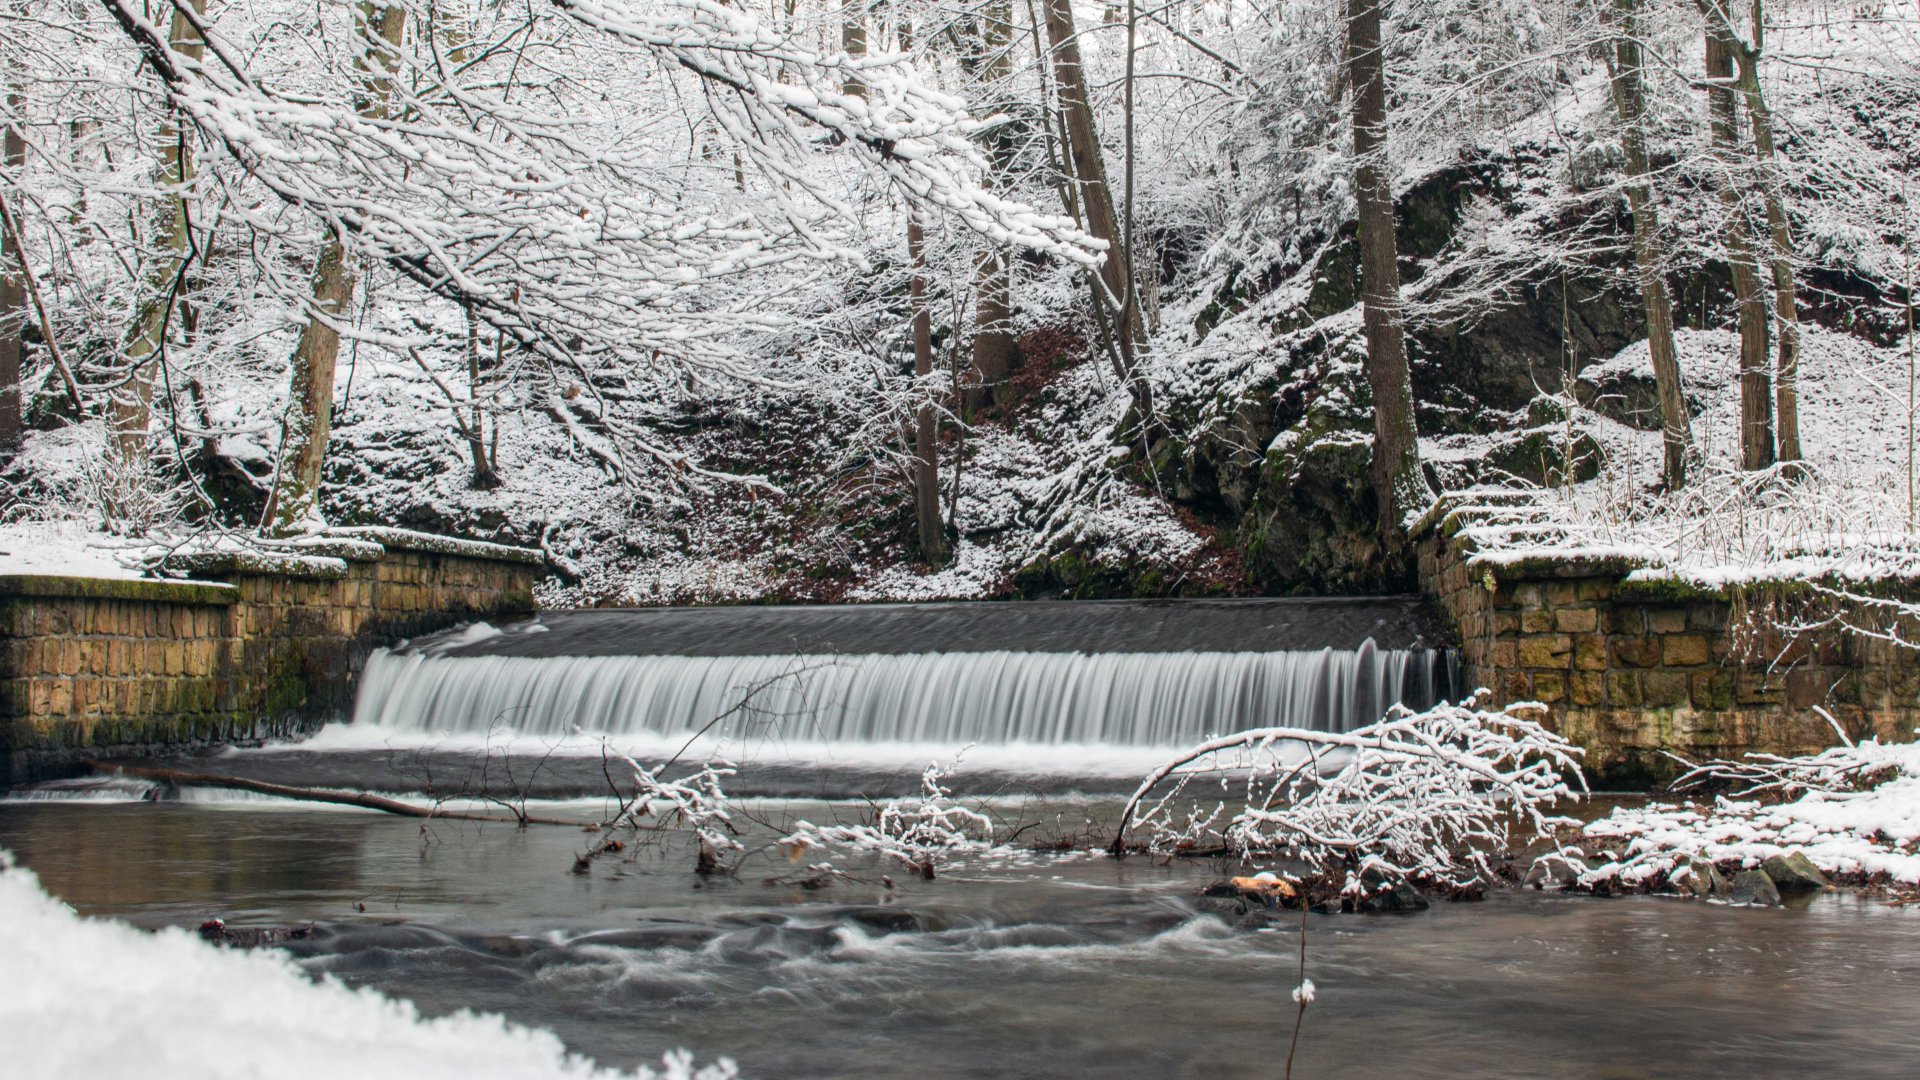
[352,641,1458,746]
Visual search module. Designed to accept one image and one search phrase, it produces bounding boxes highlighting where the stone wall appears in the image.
[1419,513,1920,787]
[1,528,540,781]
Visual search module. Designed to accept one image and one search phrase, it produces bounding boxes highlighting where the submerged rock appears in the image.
[1524,855,1588,890]
[1728,870,1783,907]
[1761,852,1830,892]
[842,907,925,935]
[195,919,318,948]
[1355,882,1430,914]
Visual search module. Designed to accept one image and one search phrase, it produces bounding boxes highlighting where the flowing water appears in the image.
[348,599,1461,762]
[3,794,1919,1079]
[7,598,1919,1075]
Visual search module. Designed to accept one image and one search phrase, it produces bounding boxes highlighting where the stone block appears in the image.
[1647,608,1688,634]
[1513,583,1544,609]
[1518,635,1573,669]
[1610,636,1658,668]
[1532,672,1567,703]
[1572,634,1608,671]
[1499,670,1530,703]
[1643,671,1691,707]
[1687,604,1727,632]
[1662,635,1712,667]
[1787,668,1830,708]
[1570,671,1605,706]
[1734,673,1785,706]
[1554,606,1599,633]
[1691,671,1734,710]
[1521,608,1554,633]
[1490,641,1518,669]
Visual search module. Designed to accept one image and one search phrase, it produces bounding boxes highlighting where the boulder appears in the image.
[1364,883,1430,914]
[1728,869,1782,907]
[1673,858,1728,900]
[1760,852,1830,892]
[1524,855,1588,890]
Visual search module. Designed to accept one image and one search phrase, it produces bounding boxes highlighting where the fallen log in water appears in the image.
[91,763,581,827]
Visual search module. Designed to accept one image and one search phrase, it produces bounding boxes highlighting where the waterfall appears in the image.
[352,640,1458,749]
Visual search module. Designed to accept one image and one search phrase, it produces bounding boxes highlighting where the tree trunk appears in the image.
[1704,21,1773,470]
[907,215,944,563]
[262,3,405,536]
[1346,0,1429,550]
[967,1,1019,412]
[463,309,499,488]
[0,78,23,454]
[1039,0,1141,370]
[1727,7,1801,463]
[1606,0,1692,489]
[107,0,206,527]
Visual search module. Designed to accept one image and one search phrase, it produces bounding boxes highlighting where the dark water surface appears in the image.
[4,797,1919,1079]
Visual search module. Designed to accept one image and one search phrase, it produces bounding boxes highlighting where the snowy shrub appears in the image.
[1112,692,1585,889]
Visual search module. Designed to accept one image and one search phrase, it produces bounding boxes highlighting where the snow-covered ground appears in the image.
[0,854,734,1080]
[0,519,155,581]
[1436,324,1920,590]
[1570,735,1920,893]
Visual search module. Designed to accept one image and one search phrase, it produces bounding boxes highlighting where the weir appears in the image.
[352,598,1461,751]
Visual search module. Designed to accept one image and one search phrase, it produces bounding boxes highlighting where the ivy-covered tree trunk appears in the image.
[1704,20,1773,470]
[1607,0,1693,489]
[1347,0,1429,553]
[262,2,403,536]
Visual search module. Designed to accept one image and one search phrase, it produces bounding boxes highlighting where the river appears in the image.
[5,783,1919,1078]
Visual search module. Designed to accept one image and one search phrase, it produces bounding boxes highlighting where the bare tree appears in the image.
[1346,0,1431,551]
[0,69,22,453]
[1039,0,1142,381]
[261,2,406,536]
[1605,0,1693,489]
[1702,0,1801,463]
[963,0,1019,411]
[105,0,206,529]
[1703,13,1773,470]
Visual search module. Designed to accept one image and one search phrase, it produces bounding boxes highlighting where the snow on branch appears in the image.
[1111,692,1585,888]
[781,756,994,880]
[549,0,1099,263]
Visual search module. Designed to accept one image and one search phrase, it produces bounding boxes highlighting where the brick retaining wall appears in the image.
[0,529,540,781]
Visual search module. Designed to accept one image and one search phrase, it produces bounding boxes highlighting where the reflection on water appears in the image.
[4,798,1919,1079]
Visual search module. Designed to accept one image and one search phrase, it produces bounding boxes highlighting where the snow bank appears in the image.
[1573,738,1920,891]
[0,854,737,1080]
[0,519,152,581]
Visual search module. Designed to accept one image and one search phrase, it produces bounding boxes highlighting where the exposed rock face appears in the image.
[1154,162,1649,595]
